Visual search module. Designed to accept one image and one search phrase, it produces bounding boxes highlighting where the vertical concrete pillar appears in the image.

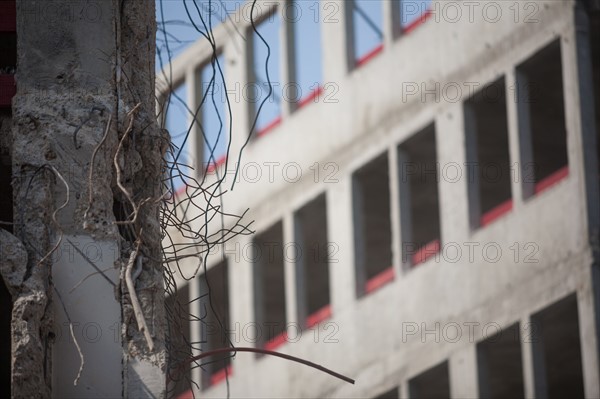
[564,9,600,394]
[320,0,351,85]
[520,317,536,399]
[435,106,470,245]
[449,345,479,398]
[279,0,293,119]
[571,4,600,396]
[388,145,404,277]
[578,287,600,398]
[188,269,202,395]
[186,66,202,170]
[227,233,255,394]
[13,1,122,397]
[283,212,299,327]
[224,20,250,164]
[382,0,399,50]
[326,177,356,314]
[12,1,166,397]
[505,71,525,209]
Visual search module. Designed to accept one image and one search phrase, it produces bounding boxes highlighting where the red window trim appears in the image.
[297,86,323,110]
[210,364,233,386]
[263,330,287,352]
[306,304,332,328]
[411,239,440,267]
[534,165,570,195]
[356,44,384,68]
[256,116,282,138]
[364,266,395,295]
[355,7,431,70]
[206,154,227,173]
[402,8,432,35]
[480,199,513,228]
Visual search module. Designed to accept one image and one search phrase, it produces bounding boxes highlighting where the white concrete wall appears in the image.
[163,1,600,397]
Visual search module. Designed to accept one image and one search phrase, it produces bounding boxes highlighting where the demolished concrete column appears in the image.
[5,1,167,397]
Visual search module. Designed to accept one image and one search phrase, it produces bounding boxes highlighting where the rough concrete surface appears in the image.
[8,1,167,397]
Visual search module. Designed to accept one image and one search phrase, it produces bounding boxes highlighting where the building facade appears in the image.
[162,0,600,397]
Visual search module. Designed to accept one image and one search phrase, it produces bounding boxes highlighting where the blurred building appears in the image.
[161,0,600,397]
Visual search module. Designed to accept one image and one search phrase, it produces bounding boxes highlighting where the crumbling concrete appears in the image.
[117,1,169,396]
[7,1,167,397]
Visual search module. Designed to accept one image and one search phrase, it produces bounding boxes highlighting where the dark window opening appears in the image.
[250,11,282,136]
[398,124,441,267]
[199,55,228,171]
[531,294,585,398]
[477,323,525,399]
[294,194,330,328]
[253,221,286,351]
[374,386,400,399]
[409,361,450,399]
[464,77,513,229]
[516,40,569,197]
[0,33,16,71]
[165,284,191,397]
[199,259,231,388]
[350,0,383,67]
[288,0,323,110]
[352,153,393,296]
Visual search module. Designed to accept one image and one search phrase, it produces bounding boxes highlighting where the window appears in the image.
[398,124,441,267]
[164,84,193,192]
[155,0,243,64]
[531,294,584,398]
[294,194,330,328]
[398,0,432,33]
[199,260,231,388]
[250,10,282,136]
[353,153,393,296]
[464,77,513,228]
[253,222,287,351]
[477,323,525,399]
[199,54,229,170]
[165,284,191,397]
[409,361,450,399]
[288,0,323,109]
[516,40,569,197]
[350,0,383,67]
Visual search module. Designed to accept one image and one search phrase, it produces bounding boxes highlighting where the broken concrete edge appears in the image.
[7,0,168,397]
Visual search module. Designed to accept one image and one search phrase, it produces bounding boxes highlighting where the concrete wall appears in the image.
[163,1,600,397]
[6,1,167,397]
